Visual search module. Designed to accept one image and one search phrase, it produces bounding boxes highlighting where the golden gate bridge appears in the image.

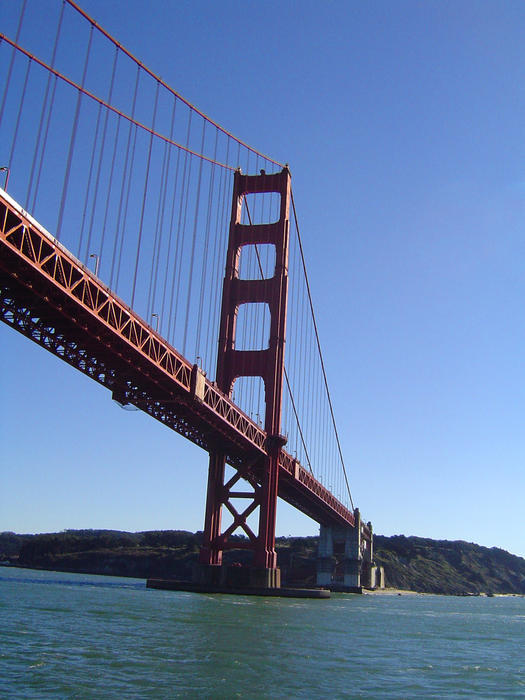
[0,0,381,595]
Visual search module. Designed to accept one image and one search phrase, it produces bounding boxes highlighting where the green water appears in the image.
[1,567,524,698]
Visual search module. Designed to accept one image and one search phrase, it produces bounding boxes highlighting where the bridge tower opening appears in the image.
[197,167,291,590]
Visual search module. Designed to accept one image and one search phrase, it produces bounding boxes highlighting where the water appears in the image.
[1,567,524,698]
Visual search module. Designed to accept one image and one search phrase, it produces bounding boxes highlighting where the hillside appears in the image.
[373,535,525,595]
[1,530,524,595]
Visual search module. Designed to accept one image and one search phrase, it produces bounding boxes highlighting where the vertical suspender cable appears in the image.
[148,94,177,325]
[110,65,140,288]
[291,190,354,510]
[0,0,27,129]
[31,72,60,213]
[115,83,141,293]
[99,114,121,277]
[195,128,219,360]
[206,138,230,377]
[168,110,192,342]
[78,100,103,259]
[131,79,160,309]
[182,119,206,355]
[160,131,182,333]
[116,127,137,290]
[31,76,58,213]
[84,45,119,264]
[7,58,32,177]
[174,140,195,344]
[26,1,65,209]
[56,24,94,241]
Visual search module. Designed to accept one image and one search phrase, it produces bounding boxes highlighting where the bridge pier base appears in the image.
[316,521,336,586]
[193,564,281,590]
[316,522,362,592]
[343,512,363,591]
[316,510,383,592]
[158,560,333,597]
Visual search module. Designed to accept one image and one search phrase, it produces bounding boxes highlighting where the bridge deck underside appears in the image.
[0,190,357,531]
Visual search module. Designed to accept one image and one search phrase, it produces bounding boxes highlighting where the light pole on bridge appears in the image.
[89,253,100,277]
[0,167,9,191]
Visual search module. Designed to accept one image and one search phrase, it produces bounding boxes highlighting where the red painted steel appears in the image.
[0,187,356,532]
[200,168,293,570]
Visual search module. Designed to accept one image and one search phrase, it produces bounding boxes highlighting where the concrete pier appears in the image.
[145,562,331,598]
[316,511,384,592]
[193,563,281,590]
[146,578,330,598]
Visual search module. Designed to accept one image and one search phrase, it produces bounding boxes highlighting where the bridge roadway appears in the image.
[1,188,366,535]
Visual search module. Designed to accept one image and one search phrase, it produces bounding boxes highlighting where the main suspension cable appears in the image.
[0,33,239,172]
[65,0,284,169]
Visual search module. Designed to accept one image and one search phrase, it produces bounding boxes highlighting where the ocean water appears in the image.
[1,567,524,699]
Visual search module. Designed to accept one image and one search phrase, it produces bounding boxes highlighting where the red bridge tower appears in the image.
[198,167,291,590]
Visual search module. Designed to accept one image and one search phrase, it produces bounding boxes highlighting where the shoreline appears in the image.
[3,529,525,597]
[363,587,524,598]
[4,566,524,598]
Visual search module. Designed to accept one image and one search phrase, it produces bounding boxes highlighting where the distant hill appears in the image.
[373,535,525,595]
[1,530,524,595]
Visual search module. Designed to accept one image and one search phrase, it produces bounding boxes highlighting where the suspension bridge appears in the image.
[1,0,381,594]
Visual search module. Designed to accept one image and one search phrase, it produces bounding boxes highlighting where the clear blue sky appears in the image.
[1,0,524,558]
